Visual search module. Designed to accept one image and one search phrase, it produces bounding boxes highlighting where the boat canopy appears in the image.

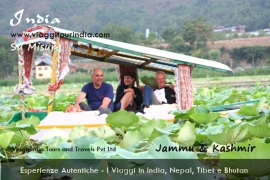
[14,24,233,112]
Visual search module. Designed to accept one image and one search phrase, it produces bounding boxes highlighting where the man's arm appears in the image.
[100,97,112,108]
[74,92,86,109]
[100,84,114,108]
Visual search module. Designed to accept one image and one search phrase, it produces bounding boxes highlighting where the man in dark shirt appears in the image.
[142,71,175,109]
[74,68,114,115]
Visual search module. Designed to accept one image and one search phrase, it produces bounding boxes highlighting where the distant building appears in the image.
[235,25,246,33]
[34,54,53,79]
[248,31,260,36]
[214,25,245,33]
[263,29,270,35]
[34,53,77,79]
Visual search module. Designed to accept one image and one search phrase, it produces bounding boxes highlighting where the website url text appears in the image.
[11,31,110,39]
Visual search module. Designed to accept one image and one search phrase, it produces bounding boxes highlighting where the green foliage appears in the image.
[1,85,270,179]
[161,28,178,43]
[144,32,158,45]
[69,126,90,141]
[140,76,157,88]
[168,35,188,53]
[171,121,196,147]
[182,18,213,49]
[6,116,40,135]
[141,120,167,138]
[101,23,135,43]
[76,68,88,73]
[0,132,15,149]
[182,20,196,46]
[106,110,139,128]
[90,126,116,141]
[265,58,270,66]
[190,49,205,58]
[229,46,264,65]
[118,130,144,148]
[190,112,221,124]
[248,123,270,138]
[219,139,270,177]
[0,36,17,78]
[210,32,227,41]
[241,33,250,38]
[258,30,266,36]
[208,49,221,61]
[207,126,248,145]
[233,32,238,38]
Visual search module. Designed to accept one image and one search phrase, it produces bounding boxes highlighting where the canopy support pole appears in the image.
[48,38,60,113]
[175,64,194,110]
[18,58,25,119]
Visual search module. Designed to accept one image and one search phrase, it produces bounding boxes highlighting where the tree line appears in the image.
[0,36,17,78]
[1,0,270,37]
[100,19,270,68]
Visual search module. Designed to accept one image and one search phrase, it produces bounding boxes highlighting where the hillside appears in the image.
[1,0,270,36]
[207,36,270,50]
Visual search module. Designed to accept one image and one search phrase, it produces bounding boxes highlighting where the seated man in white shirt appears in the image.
[141,71,176,110]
